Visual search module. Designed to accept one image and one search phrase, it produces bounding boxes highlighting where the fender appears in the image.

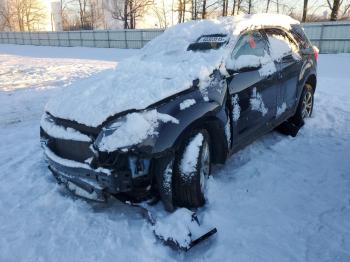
[135,71,229,158]
[153,100,223,154]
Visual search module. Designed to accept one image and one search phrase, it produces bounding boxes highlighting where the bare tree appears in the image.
[0,0,47,31]
[342,2,350,17]
[202,0,206,18]
[327,0,341,20]
[152,0,168,27]
[222,0,228,16]
[0,0,11,30]
[110,0,153,29]
[77,0,90,28]
[236,0,243,14]
[266,0,271,12]
[247,0,252,13]
[177,0,182,22]
[90,0,106,29]
[231,0,237,15]
[302,0,308,21]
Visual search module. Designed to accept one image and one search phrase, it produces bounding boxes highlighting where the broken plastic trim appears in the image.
[127,201,218,251]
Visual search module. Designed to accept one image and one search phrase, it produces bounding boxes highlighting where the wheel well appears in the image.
[173,116,228,165]
[202,118,228,164]
[305,74,317,93]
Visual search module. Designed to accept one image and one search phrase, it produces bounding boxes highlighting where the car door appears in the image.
[264,28,303,116]
[227,30,279,145]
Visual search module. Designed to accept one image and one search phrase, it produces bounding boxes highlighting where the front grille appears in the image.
[50,137,93,163]
[41,127,94,163]
[41,114,129,173]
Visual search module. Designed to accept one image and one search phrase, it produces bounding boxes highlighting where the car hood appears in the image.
[45,51,224,127]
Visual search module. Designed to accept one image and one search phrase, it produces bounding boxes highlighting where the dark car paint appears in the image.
[41,24,317,210]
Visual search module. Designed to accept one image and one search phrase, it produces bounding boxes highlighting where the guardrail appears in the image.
[1,21,350,53]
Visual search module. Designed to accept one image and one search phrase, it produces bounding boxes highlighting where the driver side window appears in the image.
[231,31,268,60]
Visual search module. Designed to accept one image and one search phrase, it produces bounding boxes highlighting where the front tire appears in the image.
[173,129,211,208]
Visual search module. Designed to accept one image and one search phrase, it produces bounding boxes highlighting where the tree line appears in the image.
[1,0,350,31]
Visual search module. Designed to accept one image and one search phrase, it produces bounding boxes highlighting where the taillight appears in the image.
[313,46,319,61]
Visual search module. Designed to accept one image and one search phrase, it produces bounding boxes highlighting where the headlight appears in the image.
[128,156,151,178]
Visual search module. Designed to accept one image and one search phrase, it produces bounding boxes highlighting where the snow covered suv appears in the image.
[40,14,317,212]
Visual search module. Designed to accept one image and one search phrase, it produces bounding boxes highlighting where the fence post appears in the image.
[56,32,59,46]
[319,24,325,53]
[68,31,71,46]
[80,31,83,47]
[124,30,128,49]
[107,30,110,48]
[141,30,144,48]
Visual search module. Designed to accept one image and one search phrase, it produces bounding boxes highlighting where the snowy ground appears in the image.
[0,44,349,262]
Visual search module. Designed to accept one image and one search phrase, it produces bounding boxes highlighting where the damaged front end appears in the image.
[40,81,222,251]
[40,112,164,203]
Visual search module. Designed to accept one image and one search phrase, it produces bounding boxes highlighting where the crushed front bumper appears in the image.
[43,146,134,202]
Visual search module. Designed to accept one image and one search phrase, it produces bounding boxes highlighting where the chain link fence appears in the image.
[1,22,350,53]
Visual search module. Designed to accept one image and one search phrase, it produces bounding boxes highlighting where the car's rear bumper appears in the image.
[43,146,134,201]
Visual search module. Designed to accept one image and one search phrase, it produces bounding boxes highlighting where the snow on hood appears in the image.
[45,14,299,127]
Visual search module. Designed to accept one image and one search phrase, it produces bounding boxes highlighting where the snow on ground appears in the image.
[0,45,133,126]
[0,44,350,262]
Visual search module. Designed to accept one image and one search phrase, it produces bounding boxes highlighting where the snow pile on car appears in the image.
[41,113,91,142]
[96,109,179,151]
[45,14,299,128]
[179,99,196,110]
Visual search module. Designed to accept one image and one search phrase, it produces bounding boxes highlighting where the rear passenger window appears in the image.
[290,25,311,49]
[265,28,300,61]
[231,31,268,59]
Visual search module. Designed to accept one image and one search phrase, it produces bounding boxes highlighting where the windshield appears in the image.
[187,34,229,51]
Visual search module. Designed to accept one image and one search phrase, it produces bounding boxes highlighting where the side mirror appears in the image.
[226,55,262,75]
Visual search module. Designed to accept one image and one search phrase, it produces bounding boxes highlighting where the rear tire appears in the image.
[173,129,211,208]
[277,83,314,137]
[291,83,314,126]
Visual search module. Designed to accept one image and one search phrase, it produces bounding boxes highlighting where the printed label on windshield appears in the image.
[198,35,228,43]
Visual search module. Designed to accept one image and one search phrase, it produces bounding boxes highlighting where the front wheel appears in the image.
[173,129,211,208]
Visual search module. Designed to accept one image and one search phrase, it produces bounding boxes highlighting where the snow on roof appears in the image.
[46,14,299,127]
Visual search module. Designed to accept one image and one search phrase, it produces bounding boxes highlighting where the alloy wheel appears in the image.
[302,91,313,119]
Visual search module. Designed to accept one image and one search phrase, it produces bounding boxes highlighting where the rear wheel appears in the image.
[277,83,314,137]
[173,129,211,208]
[293,83,314,125]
